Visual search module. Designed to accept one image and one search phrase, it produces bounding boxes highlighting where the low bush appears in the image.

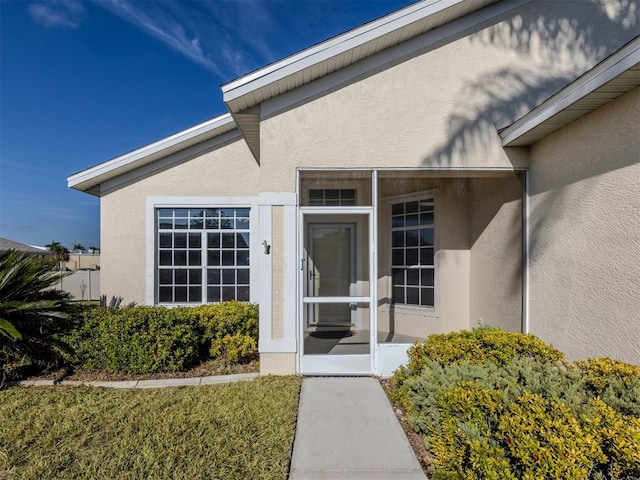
[574,357,640,417]
[193,301,258,366]
[66,306,203,373]
[62,301,259,374]
[389,328,640,479]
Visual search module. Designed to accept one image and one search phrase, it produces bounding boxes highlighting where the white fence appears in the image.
[55,270,101,301]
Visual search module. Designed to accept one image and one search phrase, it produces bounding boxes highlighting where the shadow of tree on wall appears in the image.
[421,0,638,169]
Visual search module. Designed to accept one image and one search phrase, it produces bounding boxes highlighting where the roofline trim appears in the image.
[500,36,640,146]
[67,113,235,191]
[221,0,468,101]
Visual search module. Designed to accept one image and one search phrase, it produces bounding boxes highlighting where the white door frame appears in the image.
[298,207,375,375]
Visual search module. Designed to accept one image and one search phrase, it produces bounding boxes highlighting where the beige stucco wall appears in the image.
[100,138,259,304]
[258,1,636,193]
[528,87,640,364]
[469,174,524,332]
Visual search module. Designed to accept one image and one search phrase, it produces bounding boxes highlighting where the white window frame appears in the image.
[384,189,437,310]
[146,196,259,306]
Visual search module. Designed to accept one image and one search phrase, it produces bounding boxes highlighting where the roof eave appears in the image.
[67,113,236,195]
[501,36,640,147]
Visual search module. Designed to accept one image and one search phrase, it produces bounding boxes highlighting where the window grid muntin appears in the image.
[391,199,435,307]
[157,207,250,304]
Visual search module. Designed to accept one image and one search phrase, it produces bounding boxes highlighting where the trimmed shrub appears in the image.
[575,357,640,417]
[390,327,565,411]
[390,328,640,480]
[67,306,203,373]
[193,301,258,365]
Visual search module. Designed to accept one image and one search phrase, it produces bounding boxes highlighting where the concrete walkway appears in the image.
[15,372,259,389]
[289,377,427,480]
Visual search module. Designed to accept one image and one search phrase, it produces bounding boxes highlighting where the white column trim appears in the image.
[258,205,273,350]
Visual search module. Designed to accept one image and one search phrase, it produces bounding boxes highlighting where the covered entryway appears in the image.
[297,169,526,375]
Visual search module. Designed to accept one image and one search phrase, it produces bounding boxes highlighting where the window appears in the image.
[308,189,356,206]
[157,207,250,304]
[391,198,434,307]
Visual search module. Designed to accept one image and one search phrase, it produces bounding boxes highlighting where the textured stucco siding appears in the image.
[100,139,259,305]
[469,174,524,332]
[528,87,640,364]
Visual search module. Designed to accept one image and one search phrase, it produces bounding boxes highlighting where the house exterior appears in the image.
[68,0,640,375]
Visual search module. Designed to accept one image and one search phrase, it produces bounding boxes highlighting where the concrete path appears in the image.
[15,372,259,389]
[289,377,427,480]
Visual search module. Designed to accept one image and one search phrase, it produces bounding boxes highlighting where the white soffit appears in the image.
[67,113,236,195]
[501,36,640,147]
[222,0,499,114]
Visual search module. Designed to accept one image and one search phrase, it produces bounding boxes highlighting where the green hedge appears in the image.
[389,327,640,479]
[64,301,258,374]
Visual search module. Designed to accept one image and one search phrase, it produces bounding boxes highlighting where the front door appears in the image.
[300,213,373,374]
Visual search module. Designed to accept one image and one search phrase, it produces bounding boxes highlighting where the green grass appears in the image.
[0,376,302,479]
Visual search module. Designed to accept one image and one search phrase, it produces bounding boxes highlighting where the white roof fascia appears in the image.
[67,113,236,192]
[501,36,640,146]
[222,0,480,102]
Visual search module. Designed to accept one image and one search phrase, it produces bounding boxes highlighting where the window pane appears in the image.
[392,249,404,266]
[407,269,419,286]
[190,219,203,229]
[207,269,221,285]
[407,287,420,305]
[159,219,172,229]
[237,250,249,266]
[207,250,220,266]
[220,218,233,229]
[236,208,249,218]
[175,270,187,285]
[420,212,434,225]
[159,233,172,248]
[393,287,405,304]
[236,218,249,229]
[205,208,220,218]
[174,250,187,266]
[189,233,201,248]
[237,286,249,302]
[222,270,235,284]
[392,269,404,286]
[159,250,172,266]
[158,209,173,217]
[189,269,202,284]
[205,218,219,229]
[421,269,434,286]
[221,208,235,219]
[237,233,250,249]
[208,233,220,248]
[222,233,235,248]
[190,209,204,217]
[207,287,220,303]
[392,203,404,215]
[175,209,188,218]
[159,269,172,285]
[222,287,235,301]
[175,218,188,229]
[421,288,434,307]
[175,287,187,302]
[222,250,235,266]
[392,231,404,248]
[406,230,419,247]
[406,201,419,213]
[392,216,404,228]
[420,229,434,246]
[174,233,187,248]
[406,214,419,227]
[159,287,173,303]
[188,286,201,303]
[189,250,201,266]
[406,248,418,265]
[237,269,249,284]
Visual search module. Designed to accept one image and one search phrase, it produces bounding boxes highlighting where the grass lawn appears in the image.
[0,376,302,480]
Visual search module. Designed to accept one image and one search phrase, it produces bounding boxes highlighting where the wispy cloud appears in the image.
[94,0,285,78]
[0,159,56,173]
[97,1,224,75]
[27,0,86,29]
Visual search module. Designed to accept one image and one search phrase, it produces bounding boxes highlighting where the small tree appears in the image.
[0,251,73,379]
[72,244,85,253]
[45,241,70,264]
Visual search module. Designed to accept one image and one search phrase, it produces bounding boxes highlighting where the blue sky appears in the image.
[0,0,413,250]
